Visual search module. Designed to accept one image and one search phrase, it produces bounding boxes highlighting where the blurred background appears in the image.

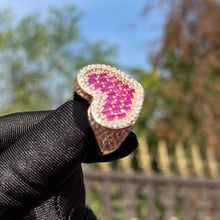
[0,0,220,219]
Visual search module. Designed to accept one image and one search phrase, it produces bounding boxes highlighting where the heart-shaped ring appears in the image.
[74,64,144,155]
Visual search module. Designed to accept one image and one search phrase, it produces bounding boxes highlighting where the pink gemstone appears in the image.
[102,110,112,116]
[116,83,123,87]
[122,106,131,112]
[107,92,115,98]
[100,73,107,77]
[109,76,117,82]
[95,84,102,89]
[106,99,113,104]
[88,73,97,78]
[108,97,115,102]
[124,100,132,105]
[107,94,115,99]
[115,102,123,108]
[101,87,110,92]
[88,77,97,84]
[115,80,122,85]
[106,82,114,87]
[105,103,114,109]
[113,108,121,114]
[124,85,130,89]
[126,94,134,99]
[117,113,126,119]
[103,103,112,110]
[89,76,96,80]
[118,90,126,96]
[128,89,135,94]
[117,96,124,101]
[99,76,107,82]
[112,87,120,92]
[107,115,116,121]
[89,81,96,85]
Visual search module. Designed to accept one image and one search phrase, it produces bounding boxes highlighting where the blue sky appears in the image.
[0,0,165,70]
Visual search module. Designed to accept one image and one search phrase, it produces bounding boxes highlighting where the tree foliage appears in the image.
[131,68,160,138]
[148,0,220,151]
[0,6,117,114]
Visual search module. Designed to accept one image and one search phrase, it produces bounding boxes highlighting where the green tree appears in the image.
[131,68,160,138]
[147,0,220,151]
[0,6,117,115]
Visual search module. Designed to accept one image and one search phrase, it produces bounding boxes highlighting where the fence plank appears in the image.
[101,179,114,220]
[161,181,176,220]
[143,182,160,220]
[121,179,138,219]
[198,187,209,220]
[179,185,194,220]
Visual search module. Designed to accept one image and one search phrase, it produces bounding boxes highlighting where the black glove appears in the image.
[0,100,138,219]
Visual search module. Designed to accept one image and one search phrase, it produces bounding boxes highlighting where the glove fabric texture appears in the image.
[0,100,138,220]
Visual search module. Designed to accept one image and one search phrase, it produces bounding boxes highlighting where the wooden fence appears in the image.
[83,139,220,220]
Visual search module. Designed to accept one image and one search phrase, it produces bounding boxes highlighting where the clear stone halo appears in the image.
[74,64,144,154]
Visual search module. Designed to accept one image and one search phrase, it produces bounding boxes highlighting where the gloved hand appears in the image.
[0,100,138,220]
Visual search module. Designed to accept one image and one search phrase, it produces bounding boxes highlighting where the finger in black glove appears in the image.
[0,100,138,219]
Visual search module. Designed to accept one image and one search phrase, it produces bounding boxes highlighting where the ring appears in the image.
[74,64,144,155]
